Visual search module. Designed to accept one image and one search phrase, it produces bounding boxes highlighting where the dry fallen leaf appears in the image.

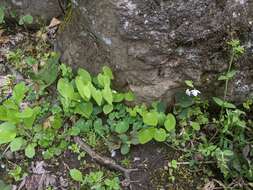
[48,17,61,28]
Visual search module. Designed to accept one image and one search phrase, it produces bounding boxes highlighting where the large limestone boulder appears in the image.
[2,0,64,25]
[57,0,253,103]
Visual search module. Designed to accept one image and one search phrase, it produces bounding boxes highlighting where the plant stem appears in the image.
[223,52,234,101]
[220,52,234,117]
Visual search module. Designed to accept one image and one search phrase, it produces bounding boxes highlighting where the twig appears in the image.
[176,160,216,165]
[74,137,138,189]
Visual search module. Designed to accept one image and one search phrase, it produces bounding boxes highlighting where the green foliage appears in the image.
[0,180,11,190]
[25,143,36,158]
[70,168,83,182]
[0,122,16,144]
[169,39,253,187]
[69,169,121,189]
[19,14,33,25]
[2,41,251,189]
[10,137,25,152]
[0,6,5,24]
[7,165,27,182]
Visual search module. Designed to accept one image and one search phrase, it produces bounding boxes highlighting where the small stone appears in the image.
[5,150,14,160]
[134,157,141,162]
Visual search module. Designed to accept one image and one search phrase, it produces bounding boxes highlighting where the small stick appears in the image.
[74,137,138,188]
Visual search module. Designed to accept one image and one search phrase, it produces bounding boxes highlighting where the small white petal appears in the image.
[185,89,191,96]
[111,150,116,157]
[191,89,201,97]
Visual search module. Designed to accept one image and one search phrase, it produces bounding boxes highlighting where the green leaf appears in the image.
[175,91,194,108]
[25,56,38,65]
[19,14,33,25]
[75,76,91,101]
[121,144,130,155]
[185,80,194,88]
[124,91,135,101]
[0,6,5,24]
[12,82,28,105]
[0,122,16,145]
[0,179,11,190]
[91,87,103,106]
[164,114,176,132]
[157,112,166,126]
[25,143,36,158]
[74,102,93,119]
[213,97,236,109]
[103,104,113,114]
[23,106,41,129]
[218,75,227,81]
[57,78,75,100]
[78,68,91,83]
[115,121,129,134]
[15,107,33,118]
[154,128,167,142]
[68,127,81,136]
[191,122,200,131]
[105,177,120,190]
[70,169,83,182]
[170,160,178,169]
[10,137,25,152]
[218,70,236,81]
[31,54,59,86]
[143,112,158,126]
[102,66,114,79]
[138,127,155,144]
[223,150,234,157]
[102,86,113,105]
[113,93,125,103]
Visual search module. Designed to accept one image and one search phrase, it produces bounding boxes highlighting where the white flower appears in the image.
[186,89,191,96]
[191,89,201,97]
[185,89,201,97]
[111,150,116,157]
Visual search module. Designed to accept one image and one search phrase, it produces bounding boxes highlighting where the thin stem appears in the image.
[220,52,234,118]
[223,52,235,100]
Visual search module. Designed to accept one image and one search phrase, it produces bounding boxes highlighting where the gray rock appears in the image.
[2,0,64,25]
[57,0,253,103]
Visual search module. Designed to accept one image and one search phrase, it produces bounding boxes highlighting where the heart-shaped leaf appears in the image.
[57,78,74,100]
[115,121,129,134]
[124,91,135,101]
[75,76,91,101]
[154,128,167,142]
[102,86,113,105]
[143,112,158,126]
[164,114,176,132]
[78,68,91,83]
[91,87,103,106]
[102,66,114,79]
[74,102,93,119]
[103,104,114,114]
[138,127,155,144]
[113,93,125,103]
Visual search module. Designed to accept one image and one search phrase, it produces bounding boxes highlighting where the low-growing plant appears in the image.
[69,169,121,190]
